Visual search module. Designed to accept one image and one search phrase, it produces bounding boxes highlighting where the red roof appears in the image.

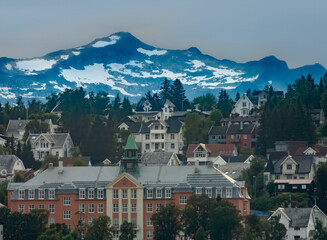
[60,157,90,167]
[186,143,236,158]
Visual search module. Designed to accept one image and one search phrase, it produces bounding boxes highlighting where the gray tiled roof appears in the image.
[221,156,250,163]
[272,155,313,174]
[216,163,250,179]
[6,120,30,135]
[284,208,312,227]
[141,152,174,165]
[27,133,71,148]
[209,126,228,135]
[0,155,22,173]
[226,124,255,134]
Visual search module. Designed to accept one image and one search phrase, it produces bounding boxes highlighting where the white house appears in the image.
[0,155,25,181]
[269,206,327,240]
[27,133,74,161]
[231,94,255,116]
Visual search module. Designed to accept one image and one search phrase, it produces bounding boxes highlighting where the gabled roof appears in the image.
[27,133,73,148]
[208,126,228,135]
[221,156,251,163]
[275,141,308,155]
[141,152,179,165]
[186,144,236,158]
[284,208,312,227]
[269,155,314,174]
[226,124,255,134]
[6,120,30,134]
[0,155,24,173]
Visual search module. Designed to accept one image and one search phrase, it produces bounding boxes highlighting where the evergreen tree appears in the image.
[159,78,172,100]
[217,90,233,117]
[171,79,186,111]
[235,92,240,101]
[16,141,22,159]
[22,140,38,169]
[122,97,132,116]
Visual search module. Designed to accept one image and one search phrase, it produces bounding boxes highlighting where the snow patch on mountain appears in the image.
[137,48,167,56]
[60,55,69,60]
[72,51,80,56]
[5,63,12,70]
[0,87,15,99]
[92,35,120,48]
[16,59,57,73]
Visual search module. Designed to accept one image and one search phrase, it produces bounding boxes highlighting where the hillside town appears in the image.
[1,75,327,240]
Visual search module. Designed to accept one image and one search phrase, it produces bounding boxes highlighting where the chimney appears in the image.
[240,121,243,130]
[58,161,64,174]
[194,160,199,173]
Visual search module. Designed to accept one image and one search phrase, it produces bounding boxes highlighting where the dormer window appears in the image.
[287,164,292,170]
[195,151,206,158]
[155,125,159,130]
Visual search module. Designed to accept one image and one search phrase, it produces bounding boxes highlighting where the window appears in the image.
[171,134,175,140]
[113,204,119,212]
[88,204,94,213]
[302,185,307,189]
[155,134,159,139]
[122,189,128,198]
[243,134,247,139]
[146,144,150,150]
[242,102,246,107]
[161,134,164,139]
[113,218,119,227]
[216,188,222,197]
[131,203,137,212]
[79,204,85,213]
[18,204,24,213]
[161,143,164,148]
[122,204,128,212]
[287,164,292,170]
[206,188,212,198]
[165,188,172,198]
[29,204,35,212]
[131,189,137,199]
[79,189,85,199]
[147,203,153,212]
[88,218,93,224]
[28,190,35,200]
[39,204,44,209]
[39,189,45,199]
[294,227,300,231]
[243,202,247,212]
[132,218,137,227]
[196,188,202,195]
[64,210,71,219]
[292,185,298,190]
[147,230,153,239]
[97,189,104,199]
[49,217,55,225]
[19,190,25,200]
[114,231,119,238]
[155,125,159,130]
[63,196,71,205]
[147,217,153,226]
[113,189,119,199]
[171,143,175,149]
[88,189,94,199]
[278,184,285,190]
[49,204,55,213]
[231,135,234,139]
[147,189,153,199]
[98,203,104,213]
[156,189,162,198]
[180,196,187,204]
[49,189,55,199]
[226,188,232,198]
[195,151,206,158]
[146,134,150,140]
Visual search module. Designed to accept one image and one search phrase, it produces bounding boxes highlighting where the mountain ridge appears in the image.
[0,32,325,102]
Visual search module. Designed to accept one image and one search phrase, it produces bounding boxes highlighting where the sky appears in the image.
[0,0,326,69]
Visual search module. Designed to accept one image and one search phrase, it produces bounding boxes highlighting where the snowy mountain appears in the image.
[0,32,325,102]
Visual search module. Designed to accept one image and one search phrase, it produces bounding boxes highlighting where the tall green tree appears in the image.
[242,214,270,240]
[152,203,182,240]
[192,93,217,111]
[159,78,172,100]
[217,90,234,117]
[269,215,287,240]
[171,79,187,111]
[183,113,213,145]
[85,216,113,240]
[119,221,134,240]
[316,162,327,199]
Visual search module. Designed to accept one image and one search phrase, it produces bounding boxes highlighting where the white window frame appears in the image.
[88,189,94,199]
[79,203,85,213]
[122,189,127,199]
[98,203,104,213]
[113,189,119,199]
[28,190,35,200]
[226,188,232,198]
[113,204,119,212]
[147,189,153,199]
[18,204,24,213]
[63,196,71,205]
[39,204,45,209]
[29,204,35,212]
[147,203,153,212]
[63,210,71,219]
[206,188,212,198]
[147,217,153,226]
[38,189,45,199]
[122,203,128,212]
[156,189,162,198]
[147,230,153,239]
[97,189,104,199]
[131,189,137,199]
[79,189,85,199]
[195,188,202,195]
[216,188,222,197]
[49,189,55,200]
[19,190,25,200]
[180,196,187,205]
[165,188,172,199]
[88,203,94,213]
[49,204,55,213]
[131,203,137,212]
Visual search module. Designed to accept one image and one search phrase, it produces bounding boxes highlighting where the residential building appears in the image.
[208,123,257,149]
[59,157,91,167]
[27,133,74,161]
[6,119,55,140]
[220,116,260,127]
[269,206,327,240]
[7,135,250,239]
[186,143,237,165]
[264,155,315,193]
[294,145,327,165]
[117,119,184,154]
[0,155,25,181]
[140,152,182,166]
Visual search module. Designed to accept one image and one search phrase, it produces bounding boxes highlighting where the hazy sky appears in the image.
[1,0,326,68]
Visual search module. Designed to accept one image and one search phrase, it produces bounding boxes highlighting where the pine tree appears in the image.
[235,92,240,101]
[16,141,22,159]
[160,78,172,100]
[217,90,233,117]
[171,79,186,111]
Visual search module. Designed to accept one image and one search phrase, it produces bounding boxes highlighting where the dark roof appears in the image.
[221,116,260,123]
[0,155,23,173]
[221,156,250,163]
[268,151,288,162]
[275,141,308,155]
[283,208,312,227]
[186,144,236,158]
[226,124,255,134]
[60,157,90,167]
[270,155,313,174]
[141,152,176,165]
[209,126,228,135]
[165,120,183,133]
[6,120,30,134]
